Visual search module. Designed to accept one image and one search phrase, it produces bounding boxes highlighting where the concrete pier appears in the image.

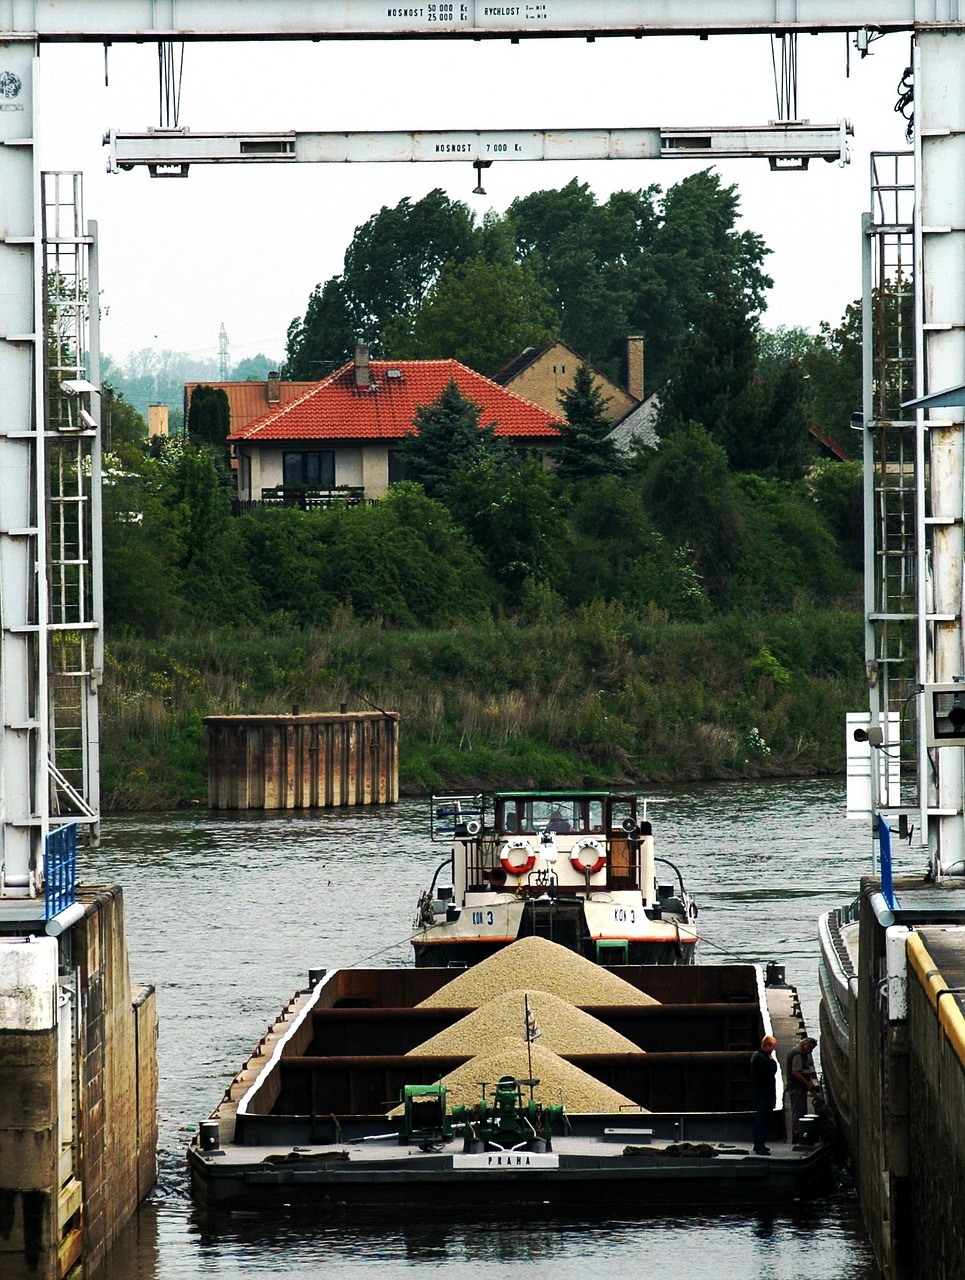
[204,712,399,810]
[0,886,157,1280]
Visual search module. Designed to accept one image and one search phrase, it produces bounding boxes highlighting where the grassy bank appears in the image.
[100,604,864,809]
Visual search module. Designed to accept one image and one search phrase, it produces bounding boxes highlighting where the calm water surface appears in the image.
[87,778,882,1279]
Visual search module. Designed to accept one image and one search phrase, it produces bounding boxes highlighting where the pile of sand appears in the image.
[390,1037,646,1115]
[408,987,645,1057]
[417,936,660,1008]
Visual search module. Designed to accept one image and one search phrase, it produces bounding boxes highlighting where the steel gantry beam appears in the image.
[0,0,946,41]
[106,121,853,175]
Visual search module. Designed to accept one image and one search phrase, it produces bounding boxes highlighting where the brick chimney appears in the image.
[267,371,280,404]
[626,335,645,402]
[354,342,371,389]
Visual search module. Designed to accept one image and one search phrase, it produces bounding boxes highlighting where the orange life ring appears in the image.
[570,839,606,876]
[500,839,537,877]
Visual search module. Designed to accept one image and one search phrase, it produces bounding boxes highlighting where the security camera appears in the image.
[59,379,98,397]
[853,726,884,745]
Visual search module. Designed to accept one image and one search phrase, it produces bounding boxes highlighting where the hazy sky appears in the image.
[36,30,912,369]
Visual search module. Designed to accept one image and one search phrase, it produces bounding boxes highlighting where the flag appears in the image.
[524,994,542,1043]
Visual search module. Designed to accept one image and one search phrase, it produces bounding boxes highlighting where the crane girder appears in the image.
[2,0,956,43]
[106,121,853,175]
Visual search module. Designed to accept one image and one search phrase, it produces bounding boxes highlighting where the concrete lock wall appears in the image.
[0,889,157,1280]
[205,712,399,810]
[906,934,965,1278]
[0,938,59,1280]
[853,882,912,1280]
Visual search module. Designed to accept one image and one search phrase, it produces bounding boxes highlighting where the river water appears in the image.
[86,777,882,1279]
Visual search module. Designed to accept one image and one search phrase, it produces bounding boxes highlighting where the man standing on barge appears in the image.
[750,1035,778,1155]
[787,1036,818,1142]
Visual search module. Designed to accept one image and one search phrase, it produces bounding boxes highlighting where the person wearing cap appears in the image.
[750,1035,778,1155]
[787,1036,818,1142]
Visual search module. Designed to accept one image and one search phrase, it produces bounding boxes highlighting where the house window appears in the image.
[388,451,408,484]
[283,451,335,488]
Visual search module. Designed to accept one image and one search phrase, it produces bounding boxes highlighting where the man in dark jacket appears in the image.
[750,1035,778,1154]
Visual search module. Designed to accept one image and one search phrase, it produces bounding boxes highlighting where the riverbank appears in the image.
[100,607,863,809]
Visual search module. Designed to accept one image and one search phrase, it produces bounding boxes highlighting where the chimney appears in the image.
[626,335,645,402]
[267,371,280,404]
[354,342,371,389]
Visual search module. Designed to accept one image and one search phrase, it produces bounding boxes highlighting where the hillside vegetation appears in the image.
[99,176,867,808]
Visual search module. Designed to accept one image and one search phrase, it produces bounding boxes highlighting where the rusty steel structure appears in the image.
[204,712,400,810]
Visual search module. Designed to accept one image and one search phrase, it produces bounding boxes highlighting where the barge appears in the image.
[188,940,830,1210]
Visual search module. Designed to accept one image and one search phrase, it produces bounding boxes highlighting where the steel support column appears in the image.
[916,29,965,870]
[0,41,49,909]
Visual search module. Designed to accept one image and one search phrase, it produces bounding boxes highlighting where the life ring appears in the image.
[570,839,606,876]
[500,839,537,877]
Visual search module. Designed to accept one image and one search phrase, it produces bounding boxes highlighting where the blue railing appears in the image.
[45,823,78,918]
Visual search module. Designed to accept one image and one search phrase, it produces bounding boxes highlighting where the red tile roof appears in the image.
[185,380,319,434]
[228,360,564,443]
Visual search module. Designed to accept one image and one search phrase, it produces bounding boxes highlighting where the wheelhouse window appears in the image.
[283,450,335,488]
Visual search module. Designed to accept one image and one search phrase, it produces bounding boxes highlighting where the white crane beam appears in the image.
[106,121,852,174]
[0,0,943,41]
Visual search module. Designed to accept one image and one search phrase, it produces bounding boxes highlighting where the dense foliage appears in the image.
[284,174,771,391]
[96,175,872,805]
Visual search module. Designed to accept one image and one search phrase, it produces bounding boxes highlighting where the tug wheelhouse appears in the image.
[412,789,697,967]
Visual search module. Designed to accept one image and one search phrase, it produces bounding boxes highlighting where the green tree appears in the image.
[800,302,863,454]
[187,385,230,451]
[102,389,147,450]
[562,474,709,619]
[400,380,505,500]
[658,276,810,480]
[102,450,183,634]
[284,277,355,379]
[657,276,763,472]
[446,455,568,600]
[170,445,257,621]
[285,190,480,375]
[508,172,771,387]
[554,363,624,480]
[640,422,752,606]
[385,256,559,375]
[232,354,279,381]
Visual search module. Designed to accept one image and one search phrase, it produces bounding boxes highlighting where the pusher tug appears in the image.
[412,790,699,967]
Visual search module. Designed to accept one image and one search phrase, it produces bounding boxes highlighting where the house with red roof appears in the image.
[229,346,565,504]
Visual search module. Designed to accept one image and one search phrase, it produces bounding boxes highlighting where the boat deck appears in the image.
[190,1124,829,1208]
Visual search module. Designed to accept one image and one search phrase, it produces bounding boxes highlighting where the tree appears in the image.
[170,444,259,621]
[187,385,230,451]
[507,172,771,387]
[446,455,568,600]
[399,380,504,500]
[657,276,763,472]
[102,449,184,634]
[232,354,280,381]
[554,363,624,480]
[284,277,355,379]
[102,389,147,450]
[640,422,752,605]
[385,256,559,375]
[285,190,480,375]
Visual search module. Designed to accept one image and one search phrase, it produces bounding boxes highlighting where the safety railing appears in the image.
[45,822,78,918]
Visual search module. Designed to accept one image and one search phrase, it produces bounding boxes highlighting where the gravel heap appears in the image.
[417,936,660,1008]
[389,1037,645,1114]
[408,987,645,1057]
